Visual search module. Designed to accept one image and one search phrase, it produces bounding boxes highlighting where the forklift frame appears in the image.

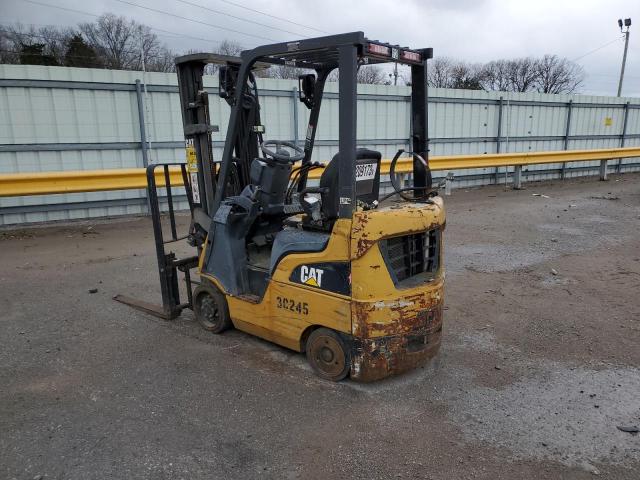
[118,31,436,336]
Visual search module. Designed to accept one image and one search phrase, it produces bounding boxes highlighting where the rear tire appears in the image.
[193,283,232,334]
[306,328,350,381]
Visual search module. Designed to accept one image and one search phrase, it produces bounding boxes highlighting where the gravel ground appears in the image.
[1,173,639,479]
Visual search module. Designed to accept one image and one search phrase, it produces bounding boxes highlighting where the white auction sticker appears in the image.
[355,162,377,181]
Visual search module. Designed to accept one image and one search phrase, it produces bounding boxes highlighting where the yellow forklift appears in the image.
[116,32,445,381]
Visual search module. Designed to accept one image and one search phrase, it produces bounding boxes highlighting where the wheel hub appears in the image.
[319,346,334,363]
[309,336,345,377]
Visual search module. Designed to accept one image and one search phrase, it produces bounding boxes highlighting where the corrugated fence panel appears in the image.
[1,64,639,225]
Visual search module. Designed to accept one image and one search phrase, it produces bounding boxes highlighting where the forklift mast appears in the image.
[175,53,267,243]
[175,54,217,218]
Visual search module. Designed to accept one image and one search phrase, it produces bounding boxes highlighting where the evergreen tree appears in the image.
[64,34,102,68]
[19,43,59,66]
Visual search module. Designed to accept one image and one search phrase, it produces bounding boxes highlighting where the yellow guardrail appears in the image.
[0,167,185,197]
[0,147,638,197]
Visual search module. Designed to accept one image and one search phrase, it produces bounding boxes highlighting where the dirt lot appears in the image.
[1,173,640,480]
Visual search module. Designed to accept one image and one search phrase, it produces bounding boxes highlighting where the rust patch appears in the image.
[350,302,444,381]
[355,238,377,258]
[350,325,443,382]
[352,300,370,338]
[352,220,442,259]
[378,298,442,337]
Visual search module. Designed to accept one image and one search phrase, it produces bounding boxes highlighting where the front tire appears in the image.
[306,328,350,381]
[193,283,232,334]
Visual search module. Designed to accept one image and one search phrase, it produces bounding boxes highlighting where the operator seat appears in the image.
[318,148,382,219]
[267,149,381,273]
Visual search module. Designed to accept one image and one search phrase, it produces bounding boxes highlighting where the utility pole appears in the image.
[617,18,632,96]
[388,63,398,86]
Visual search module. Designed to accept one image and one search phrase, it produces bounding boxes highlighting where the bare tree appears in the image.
[427,57,455,88]
[261,64,310,79]
[79,15,134,69]
[478,55,584,93]
[134,25,166,71]
[534,54,584,93]
[427,57,483,89]
[79,14,164,71]
[0,29,18,63]
[35,26,74,64]
[1,19,171,71]
[145,46,176,73]
[449,62,483,89]
[202,40,244,74]
[327,64,386,84]
[506,57,538,92]
[1,23,73,65]
[357,65,386,84]
[0,18,586,92]
[216,40,243,57]
[479,59,512,91]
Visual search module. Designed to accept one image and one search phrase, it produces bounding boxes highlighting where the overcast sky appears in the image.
[1,0,638,96]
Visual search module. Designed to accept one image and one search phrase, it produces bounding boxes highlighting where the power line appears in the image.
[20,0,105,21]
[18,1,251,48]
[156,29,246,48]
[171,0,308,38]
[111,0,279,42]
[572,36,623,62]
[1,20,240,48]
[0,35,152,62]
[0,29,70,42]
[587,72,640,79]
[217,0,329,34]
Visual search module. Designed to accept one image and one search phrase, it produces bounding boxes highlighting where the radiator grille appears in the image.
[383,228,440,284]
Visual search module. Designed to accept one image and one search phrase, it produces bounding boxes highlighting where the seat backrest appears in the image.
[319,148,382,219]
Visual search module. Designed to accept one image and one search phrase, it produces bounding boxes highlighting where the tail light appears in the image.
[401,50,422,63]
[367,43,391,57]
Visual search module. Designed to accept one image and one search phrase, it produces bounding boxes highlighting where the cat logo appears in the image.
[300,265,324,288]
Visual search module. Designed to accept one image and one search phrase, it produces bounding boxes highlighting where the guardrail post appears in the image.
[617,101,630,173]
[599,160,608,181]
[444,172,453,196]
[494,96,503,184]
[513,165,523,190]
[291,87,300,147]
[561,100,573,180]
[397,173,406,190]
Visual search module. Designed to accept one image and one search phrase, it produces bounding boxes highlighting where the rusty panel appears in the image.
[350,303,443,382]
[350,198,445,260]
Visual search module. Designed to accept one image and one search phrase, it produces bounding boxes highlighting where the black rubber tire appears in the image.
[305,328,351,381]
[193,283,232,334]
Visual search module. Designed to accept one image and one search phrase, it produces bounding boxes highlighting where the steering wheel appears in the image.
[261,140,305,163]
[387,149,434,202]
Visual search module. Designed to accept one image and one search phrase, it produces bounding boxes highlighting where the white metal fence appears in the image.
[1,64,639,225]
